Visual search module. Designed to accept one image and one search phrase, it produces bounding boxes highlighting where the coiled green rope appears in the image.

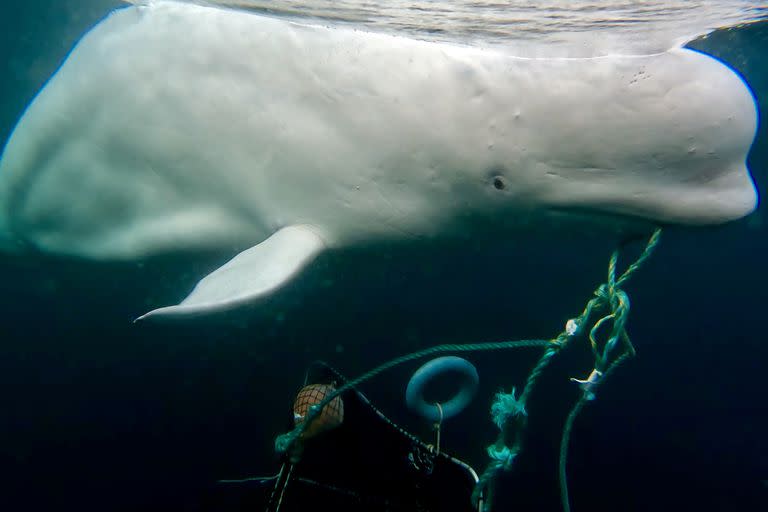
[556,229,660,512]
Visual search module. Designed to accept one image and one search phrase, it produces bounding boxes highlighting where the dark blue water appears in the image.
[1,2,766,511]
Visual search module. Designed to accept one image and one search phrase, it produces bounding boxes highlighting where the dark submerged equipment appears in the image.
[220,361,483,512]
[223,228,662,512]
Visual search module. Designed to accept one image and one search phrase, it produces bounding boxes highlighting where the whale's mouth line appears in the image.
[543,206,662,232]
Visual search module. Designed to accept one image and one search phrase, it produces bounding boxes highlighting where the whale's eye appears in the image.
[493,176,506,190]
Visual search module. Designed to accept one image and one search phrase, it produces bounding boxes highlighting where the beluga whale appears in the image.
[0,1,758,321]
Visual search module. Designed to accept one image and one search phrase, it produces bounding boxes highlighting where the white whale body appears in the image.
[0,1,758,320]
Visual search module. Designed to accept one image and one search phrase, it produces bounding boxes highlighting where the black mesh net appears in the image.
[214,362,480,512]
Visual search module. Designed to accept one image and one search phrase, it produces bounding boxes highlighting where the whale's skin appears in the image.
[0,2,758,263]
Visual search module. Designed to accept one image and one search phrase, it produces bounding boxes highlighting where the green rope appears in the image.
[559,350,634,512]
[520,346,559,404]
[556,229,660,512]
[616,229,661,287]
[474,228,660,511]
[275,228,662,512]
[558,395,587,512]
[472,345,562,509]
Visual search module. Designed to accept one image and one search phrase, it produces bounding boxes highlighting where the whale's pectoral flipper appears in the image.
[135,225,325,321]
